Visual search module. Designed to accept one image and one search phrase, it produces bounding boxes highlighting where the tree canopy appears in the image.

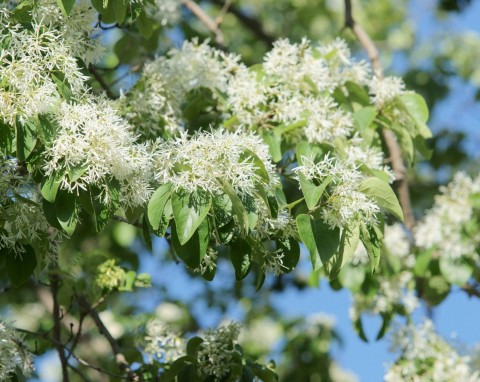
[0,0,479,381]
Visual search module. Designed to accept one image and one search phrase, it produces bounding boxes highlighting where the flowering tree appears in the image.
[0,0,479,381]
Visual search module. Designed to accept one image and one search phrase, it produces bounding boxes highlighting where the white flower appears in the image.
[142,319,185,364]
[0,10,87,124]
[415,171,480,260]
[121,39,241,137]
[32,0,105,64]
[369,76,405,108]
[145,0,182,26]
[385,320,480,382]
[351,271,418,316]
[0,321,33,380]
[0,159,63,258]
[44,97,153,207]
[384,223,414,267]
[197,323,242,379]
[153,129,278,196]
[294,154,380,229]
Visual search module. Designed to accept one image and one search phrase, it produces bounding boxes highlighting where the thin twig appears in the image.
[344,0,416,230]
[51,274,70,382]
[210,0,275,48]
[112,215,143,229]
[77,296,138,381]
[88,64,117,100]
[215,0,232,26]
[183,0,226,47]
[16,328,126,380]
[461,283,480,299]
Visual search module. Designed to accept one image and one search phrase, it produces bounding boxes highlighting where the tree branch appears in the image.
[88,64,116,100]
[344,0,416,230]
[461,283,480,299]
[112,214,143,229]
[77,296,138,381]
[51,274,70,382]
[183,0,226,47]
[210,0,275,48]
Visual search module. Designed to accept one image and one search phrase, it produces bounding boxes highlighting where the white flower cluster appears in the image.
[154,130,278,195]
[384,223,414,268]
[95,259,126,291]
[31,0,105,64]
[415,171,480,260]
[44,98,153,207]
[346,139,395,182]
[0,321,33,380]
[145,0,182,26]
[368,76,405,108]
[350,223,417,316]
[121,40,241,137]
[226,38,369,144]
[385,320,480,382]
[294,154,380,229]
[143,319,185,364]
[0,159,63,256]
[350,271,418,318]
[0,9,87,125]
[197,322,242,379]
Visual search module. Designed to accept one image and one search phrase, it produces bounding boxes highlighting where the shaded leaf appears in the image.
[358,177,404,221]
[172,189,211,245]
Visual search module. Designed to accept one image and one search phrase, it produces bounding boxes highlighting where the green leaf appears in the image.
[6,245,37,287]
[134,273,151,288]
[359,223,381,273]
[78,187,113,232]
[0,121,13,155]
[354,316,368,342]
[298,173,332,210]
[239,149,270,183]
[414,250,432,276]
[425,275,450,306]
[230,239,252,280]
[345,81,370,106]
[220,180,249,234]
[186,337,204,356]
[391,124,414,164]
[172,189,211,245]
[338,264,365,292]
[241,193,258,230]
[439,257,473,286]
[55,190,78,235]
[113,0,127,23]
[41,172,63,203]
[56,0,75,16]
[339,225,360,267]
[171,219,209,269]
[119,270,136,292]
[358,177,404,221]
[52,74,74,102]
[397,93,429,133]
[376,313,392,340]
[42,199,62,230]
[67,164,88,182]
[162,356,197,382]
[296,214,340,272]
[148,183,173,231]
[212,192,233,228]
[15,119,37,161]
[353,106,377,130]
[262,131,282,162]
[136,11,154,39]
[276,237,300,273]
